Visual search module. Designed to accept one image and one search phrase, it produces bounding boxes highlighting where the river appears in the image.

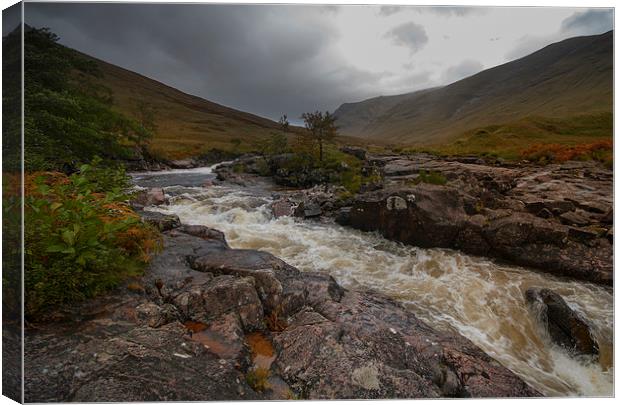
[131,165,613,397]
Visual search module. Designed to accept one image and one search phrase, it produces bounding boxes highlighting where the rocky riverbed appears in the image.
[25,155,613,400]
[218,151,613,285]
[24,219,539,401]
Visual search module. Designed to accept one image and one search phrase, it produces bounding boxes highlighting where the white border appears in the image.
[0,1,617,405]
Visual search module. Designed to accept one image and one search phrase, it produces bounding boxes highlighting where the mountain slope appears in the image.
[333,88,438,136]
[80,53,286,159]
[334,31,613,145]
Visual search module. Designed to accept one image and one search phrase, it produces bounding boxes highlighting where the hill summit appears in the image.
[334,31,613,146]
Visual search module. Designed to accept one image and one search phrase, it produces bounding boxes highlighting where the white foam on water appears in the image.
[145,180,613,397]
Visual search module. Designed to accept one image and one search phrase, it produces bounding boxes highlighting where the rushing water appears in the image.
[132,166,614,397]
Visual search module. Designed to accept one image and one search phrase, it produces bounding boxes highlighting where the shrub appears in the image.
[15,27,153,172]
[24,160,161,318]
[520,140,612,164]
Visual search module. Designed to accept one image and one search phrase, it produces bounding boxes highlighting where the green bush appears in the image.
[14,27,153,172]
[24,160,161,318]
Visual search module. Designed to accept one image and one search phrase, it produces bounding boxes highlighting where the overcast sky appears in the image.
[22,3,613,123]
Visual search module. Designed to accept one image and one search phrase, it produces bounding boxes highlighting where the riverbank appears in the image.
[25,161,613,399]
[25,214,539,401]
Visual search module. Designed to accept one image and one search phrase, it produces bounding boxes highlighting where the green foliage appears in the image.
[278,114,290,132]
[76,156,131,194]
[255,132,289,156]
[21,27,153,171]
[300,110,338,161]
[24,159,161,318]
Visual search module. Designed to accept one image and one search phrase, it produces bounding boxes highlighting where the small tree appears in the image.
[278,114,290,132]
[300,110,338,162]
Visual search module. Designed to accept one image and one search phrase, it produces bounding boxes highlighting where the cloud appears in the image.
[506,8,613,61]
[384,22,429,54]
[419,7,486,17]
[25,3,390,120]
[505,35,552,60]
[383,70,433,93]
[442,60,484,84]
[24,3,607,121]
[560,9,613,35]
[2,3,21,36]
[379,6,401,17]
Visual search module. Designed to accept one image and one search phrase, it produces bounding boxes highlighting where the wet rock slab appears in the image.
[25,225,539,401]
[525,288,599,356]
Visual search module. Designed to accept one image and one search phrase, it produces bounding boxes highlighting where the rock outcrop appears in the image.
[340,154,612,285]
[131,187,167,207]
[140,210,181,231]
[25,223,539,401]
[525,288,599,356]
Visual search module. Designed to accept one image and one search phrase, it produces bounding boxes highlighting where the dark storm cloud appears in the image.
[384,22,428,54]
[2,2,21,36]
[24,3,382,122]
[560,9,613,35]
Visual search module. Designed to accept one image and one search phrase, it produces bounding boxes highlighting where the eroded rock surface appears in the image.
[25,224,539,401]
[341,154,612,285]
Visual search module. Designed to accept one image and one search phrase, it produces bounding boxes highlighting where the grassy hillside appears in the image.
[82,53,291,160]
[407,112,612,162]
[333,88,437,137]
[334,31,613,147]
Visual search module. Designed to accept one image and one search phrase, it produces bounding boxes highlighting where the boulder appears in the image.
[294,201,322,218]
[174,275,264,331]
[335,207,352,226]
[340,146,367,160]
[525,288,598,356]
[140,211,181,231]
[179,224,228,245]
[525,200,574,217]
[132,187,166,207]
[271,198,295,218]
[347,184,467,248]
[559,210,590,227]
[168,159,196,169]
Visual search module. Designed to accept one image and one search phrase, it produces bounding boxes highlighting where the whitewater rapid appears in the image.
[132,166,613,397]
